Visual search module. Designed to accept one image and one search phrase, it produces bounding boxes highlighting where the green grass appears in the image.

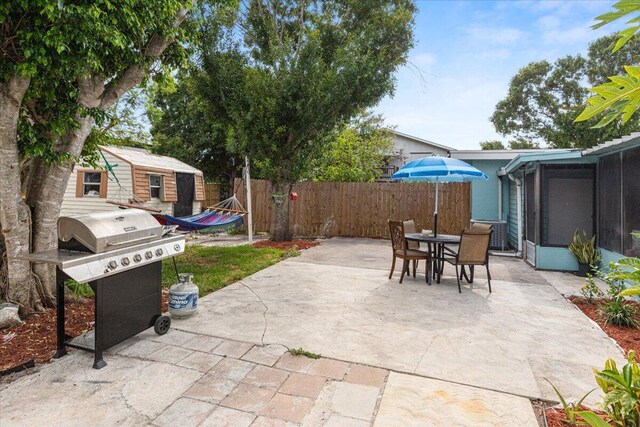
[162,244,287,296]
[289,347,321,359]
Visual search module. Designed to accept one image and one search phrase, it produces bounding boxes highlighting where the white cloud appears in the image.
[466,25,526,45]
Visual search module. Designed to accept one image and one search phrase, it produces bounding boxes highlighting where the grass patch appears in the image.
[289,347,321,359]
[162,244,286,296]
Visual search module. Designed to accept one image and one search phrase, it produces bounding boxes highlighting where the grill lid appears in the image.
[58,210,164,253]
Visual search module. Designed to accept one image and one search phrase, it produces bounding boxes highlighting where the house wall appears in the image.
[465,159,509,220]
[388,133,450,171]
[535,246,578,271]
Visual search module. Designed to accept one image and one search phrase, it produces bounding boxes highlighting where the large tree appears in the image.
[195,0,415,241]
[491,34,640,149]
[304,113,394,182]
[0,1,199,313]
[148,71,243,192]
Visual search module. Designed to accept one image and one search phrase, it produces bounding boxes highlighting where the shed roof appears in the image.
[100,146,202,174]
[450,149,564,161]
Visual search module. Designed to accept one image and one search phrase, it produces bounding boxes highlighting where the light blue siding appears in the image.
[467,160,508,220]
[536,246,579,271]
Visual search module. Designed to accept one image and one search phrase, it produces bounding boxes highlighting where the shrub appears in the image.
[599,298,639,328]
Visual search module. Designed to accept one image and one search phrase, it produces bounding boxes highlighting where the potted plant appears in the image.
[568,229,601,277]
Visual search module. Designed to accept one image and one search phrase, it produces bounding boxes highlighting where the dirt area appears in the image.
[569,296,640,356]
[0,291,170,375]
[253,239,321,251]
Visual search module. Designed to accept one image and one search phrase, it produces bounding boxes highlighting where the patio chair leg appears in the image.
[389,255,396,279]
[455,265,462,293]
[486,264,492,293]
[469,265,474,283]
[412,260,417,278]
[400,260,408,284]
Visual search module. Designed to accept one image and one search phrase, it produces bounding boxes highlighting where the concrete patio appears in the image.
[0,237,625,426]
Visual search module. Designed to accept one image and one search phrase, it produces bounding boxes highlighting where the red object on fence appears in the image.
[290,192,298,201]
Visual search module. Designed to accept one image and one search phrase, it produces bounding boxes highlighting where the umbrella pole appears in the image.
[434,180,439,237]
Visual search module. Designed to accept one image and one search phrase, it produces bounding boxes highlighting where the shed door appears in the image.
[174,173,195,217]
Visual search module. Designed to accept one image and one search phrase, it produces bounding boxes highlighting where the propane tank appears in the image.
[168,273,198,318]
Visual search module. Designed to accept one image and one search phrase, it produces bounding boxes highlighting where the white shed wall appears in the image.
[60,152,174,217]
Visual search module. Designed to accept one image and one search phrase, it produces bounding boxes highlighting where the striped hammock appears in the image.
[157,195,248,232]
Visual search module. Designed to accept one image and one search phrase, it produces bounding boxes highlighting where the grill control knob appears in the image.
[174,244,181,251]
[145,251,153,260]
[108,260,117,269]
[133,254,142,263]
[155,248,164,256]
[121,257,130,266]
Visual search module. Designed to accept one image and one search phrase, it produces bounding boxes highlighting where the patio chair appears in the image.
[388,220,430,284]
[403,219,421,277]
[442,227,493,293]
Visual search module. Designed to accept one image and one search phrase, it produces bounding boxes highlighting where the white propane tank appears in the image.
[168,273,198,318]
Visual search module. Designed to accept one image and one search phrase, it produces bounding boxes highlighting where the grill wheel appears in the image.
[154,315,171,335]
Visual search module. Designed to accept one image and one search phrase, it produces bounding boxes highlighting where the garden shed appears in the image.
[60,145,206,217]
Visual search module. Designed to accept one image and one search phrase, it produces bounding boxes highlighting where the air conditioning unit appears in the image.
[471,219,508,251]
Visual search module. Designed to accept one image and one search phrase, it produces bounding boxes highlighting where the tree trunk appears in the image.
[27,115,94,300]
[270,181,292,241]
[0,75,44,312]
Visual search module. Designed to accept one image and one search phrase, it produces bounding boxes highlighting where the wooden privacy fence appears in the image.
[234,179,470,238]
[203,183,221,208]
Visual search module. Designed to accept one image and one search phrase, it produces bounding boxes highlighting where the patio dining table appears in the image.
[405,233,461,285]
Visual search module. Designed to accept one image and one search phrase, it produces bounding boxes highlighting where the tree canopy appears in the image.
[305,113,394,182]
[1,1,198,312]
[192,0,415,240]
[491,34,640,149]
[148,71,243,189]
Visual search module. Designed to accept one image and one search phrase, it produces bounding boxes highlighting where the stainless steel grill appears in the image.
[22,209,186,369]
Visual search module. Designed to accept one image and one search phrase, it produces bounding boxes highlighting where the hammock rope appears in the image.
[100,148,161,213]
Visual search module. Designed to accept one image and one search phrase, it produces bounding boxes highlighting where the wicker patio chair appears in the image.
[442,227,493,293]
[388,220,430,284]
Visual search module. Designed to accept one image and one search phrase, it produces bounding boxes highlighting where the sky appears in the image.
[374,0,624,150]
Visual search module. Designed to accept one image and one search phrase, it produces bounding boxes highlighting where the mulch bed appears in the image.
[568,295,640,356]
[0,291,169,375]
[544,406,609,427]
[542,296,640,426]
[253,239,320,251]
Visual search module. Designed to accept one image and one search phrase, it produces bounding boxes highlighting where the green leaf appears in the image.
[575,411,612,427]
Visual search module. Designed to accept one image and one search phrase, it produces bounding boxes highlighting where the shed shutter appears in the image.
[75,170,107,198]
[194,174,205,201]
[163,174,178,202]
[75,171,84,198]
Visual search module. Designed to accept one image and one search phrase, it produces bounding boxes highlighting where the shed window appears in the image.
[540,165,594,247]
[149,175,162,199]
[83,172,102,197]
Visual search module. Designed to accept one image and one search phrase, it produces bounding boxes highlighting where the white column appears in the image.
[245,157,253,243]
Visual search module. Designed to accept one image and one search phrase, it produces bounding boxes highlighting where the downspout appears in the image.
[497,176,502,221]
[508,173,523,257]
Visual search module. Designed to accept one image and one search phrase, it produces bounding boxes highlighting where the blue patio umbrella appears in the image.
[392,156,488,236]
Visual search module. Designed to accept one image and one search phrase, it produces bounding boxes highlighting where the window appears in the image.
[83,172,102,196]
[149,175,162,199]
[540,165,595,246]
